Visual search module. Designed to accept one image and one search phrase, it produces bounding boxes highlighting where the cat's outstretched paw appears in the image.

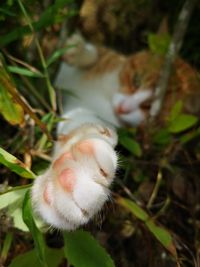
[31,125,117,230]
[113,90,153,126]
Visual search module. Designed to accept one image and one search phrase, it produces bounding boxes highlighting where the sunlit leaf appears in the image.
[0,187,28,209]
[168,114,198,133]
[7,66,44,78]
[64,230,115,267]
[0,56,52,140]
[0,58,24,125]
[0,185,44,232]
[117,197,148,221]
[47,45,75,66]
[148,33,171,55]
[0,187,30,231]
[0,147,35,178]
[146,220,176,256]
[168,100,183,122]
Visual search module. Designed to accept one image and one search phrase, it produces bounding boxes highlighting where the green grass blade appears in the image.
[22,191,47,267]
[117,197,177,256]
[7,66,44,78]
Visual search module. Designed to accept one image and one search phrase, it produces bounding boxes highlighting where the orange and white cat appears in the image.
[32,33,200,230]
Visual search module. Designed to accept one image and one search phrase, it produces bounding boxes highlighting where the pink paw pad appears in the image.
[43,184,52,205]
[76,140,94,155]
[58,168,76,192]
[53,152,73,171]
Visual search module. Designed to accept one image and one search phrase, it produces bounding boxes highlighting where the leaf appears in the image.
[0,56,52,140]
[180,126,200,144]
[47,45,75,66]
[168,114,198,133]
[146,220,176,256]
[37,112,55,150]
[0,57,24,125]
[117,197,149,221]
[0,0,77,46]
[0,187,29,231]
[168,100,183,122]
[119,136,142,157]
[7,66,44,78]
[117,197,177,256]
[1,232,13,262]
[0,147,35,178]
[0,7,16,17]
[0,187,28,209]
[153,129,172,145]
[63,230,115,267]
[0,185,44,232]
[22,191,47,267]
[148,33,171,55]
[9,247,64,267]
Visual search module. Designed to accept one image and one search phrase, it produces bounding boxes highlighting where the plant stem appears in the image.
[150,0,198,119]
[17,0,56,111]
[147,169,162,209]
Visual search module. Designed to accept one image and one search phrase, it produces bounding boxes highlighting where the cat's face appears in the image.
[116,50,200,124]
[119,51,162,95]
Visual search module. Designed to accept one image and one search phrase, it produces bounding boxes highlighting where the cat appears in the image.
[31,33,200,230]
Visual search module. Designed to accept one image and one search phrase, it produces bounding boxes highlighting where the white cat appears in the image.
[31,33,199,230]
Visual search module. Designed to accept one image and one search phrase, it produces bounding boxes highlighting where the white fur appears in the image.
[32,172,77,230]
[55,63,121,127]
[113,90,152,111]
[112,90,152,125]
[119,108,146,126]
[31,33,151,230]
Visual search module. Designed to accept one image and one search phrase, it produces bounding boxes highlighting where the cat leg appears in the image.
[31,123,118,230]
[62,33,98,67]
[112,90,153,126]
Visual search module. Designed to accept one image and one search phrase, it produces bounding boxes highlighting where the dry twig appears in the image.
[150,0,198,119]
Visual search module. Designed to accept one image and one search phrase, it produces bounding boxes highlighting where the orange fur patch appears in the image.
[58,168,76,192]
[84,46,125,77]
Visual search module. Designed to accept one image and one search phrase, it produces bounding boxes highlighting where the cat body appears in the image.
[56,34,200,130]
[32,34,200,230]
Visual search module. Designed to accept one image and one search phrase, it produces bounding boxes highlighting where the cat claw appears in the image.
[32,125,117,230]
